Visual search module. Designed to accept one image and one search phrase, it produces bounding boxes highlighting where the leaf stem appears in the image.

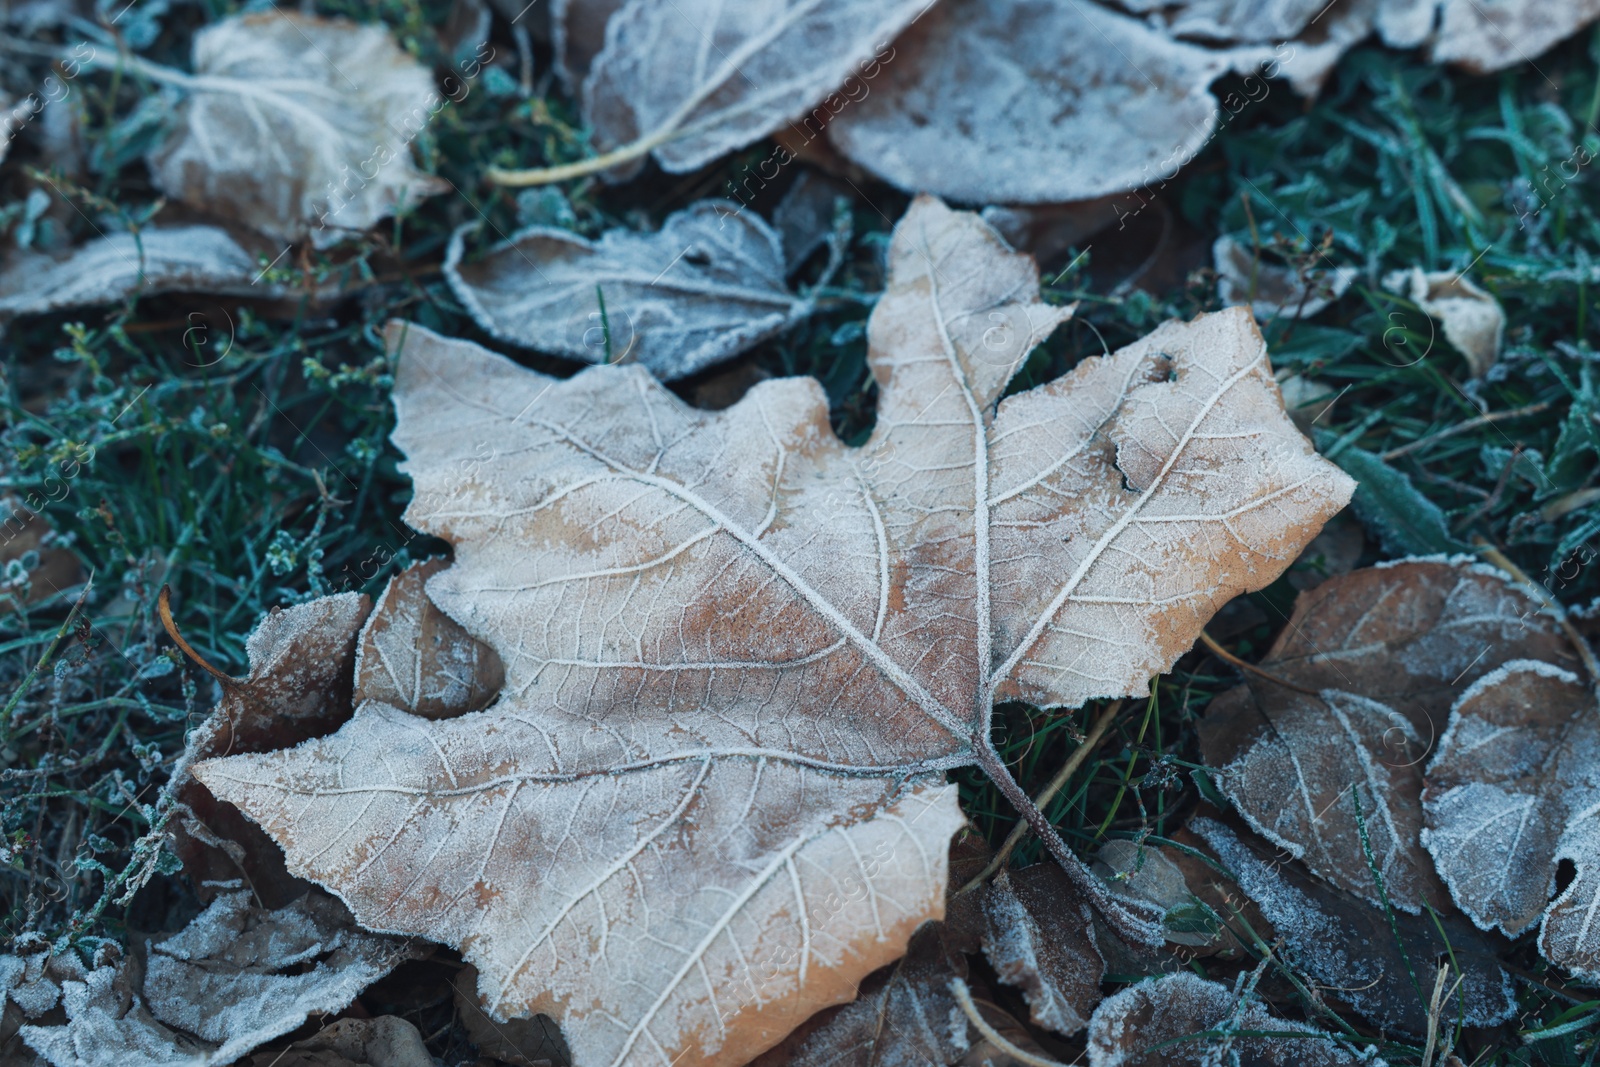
[970,731,1161,946]
[158,584,240,689]
[956,699,1123,896]
[1474,539,1600,689]
[1198,629,1319,696]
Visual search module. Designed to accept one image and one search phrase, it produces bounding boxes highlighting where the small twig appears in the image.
[948,978,1071,1067]
[1198,630,1319,696]
[1421,963,1463,1067]
[158,585,240,689]
[1473,540,1600,690]
[956,700,1124,896]
[1380,401,1553,461]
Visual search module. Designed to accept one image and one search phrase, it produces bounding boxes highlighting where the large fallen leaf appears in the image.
[574,0,930,177]
[1423,658,1600,979]
[18,891,414,1067]
[0,225,310,319]
[1192,817,1514,1031]
[1107,0,1331,42]
[1085,973,1384,1067]
[145,11,447,245]
[197,197,1350,1067]
[827,0,1258,203]
[1198,557,1571,913]
[443,201,809,380]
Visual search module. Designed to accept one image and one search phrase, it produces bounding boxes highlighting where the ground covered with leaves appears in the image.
[1,1,1599,1066]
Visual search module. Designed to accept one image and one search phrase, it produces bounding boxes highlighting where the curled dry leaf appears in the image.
[1213,236,1357,322]
[355,558,503,719]
[981,865,1103,1036]
[827,0,1260,203]
[146,12,447,245]
[1198,557,1571,914]
[171,593,370,906]
[18,891,414,1067]
[444,202,808,380]
[1382,268,1505,378]
[1085,972,1384,1067]
[575,0,926,178]
[1192,817,1515,1032]
[197,197,1349,1067]
[1423,659,1600,979]
[0,226,312,319]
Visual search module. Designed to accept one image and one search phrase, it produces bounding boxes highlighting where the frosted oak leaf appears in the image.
[196,197,1351,1067]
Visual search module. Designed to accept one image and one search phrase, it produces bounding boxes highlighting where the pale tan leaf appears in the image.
[1425,0,1600,72]
[981,865,1103,1036]
[580,0,929,175]
[146,11,448,245]
[1198,558,1571,913]
[0,225,311,319]
[1085,972,1383,1067]
[1423,659,1600,979]
[443,201,808,380]
[197,197,1348,1067]
[355,558,503,719]
[827,0,1260,203]
[1383,268,1505,378]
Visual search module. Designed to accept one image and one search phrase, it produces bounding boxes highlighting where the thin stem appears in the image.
[956,699,1123,896]
[971,734,1161,947]
[487,131,670,187]
[158,584,239,688]
[1380,401,1553,460]
[1198,630,1319,696]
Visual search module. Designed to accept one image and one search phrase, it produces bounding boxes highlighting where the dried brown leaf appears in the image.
[789,925,970,1067]
[1192,817,1514,1032]
[1416,0,1600,72]
[1085,972,1383,1067]
[1423,659,1600,979]
[197,197,1349,1067]
[355,558,503,719]
[828,0,1261,203]
[579,0,929,175]
[443,201,808,380]
[1198,557,1571,913]
[17,891,413,1067]
[981,865,1103,1036]
[242,1016,433,1067]
[146,11,447,245]
[172,594,370,906]
[0,226,314,319]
